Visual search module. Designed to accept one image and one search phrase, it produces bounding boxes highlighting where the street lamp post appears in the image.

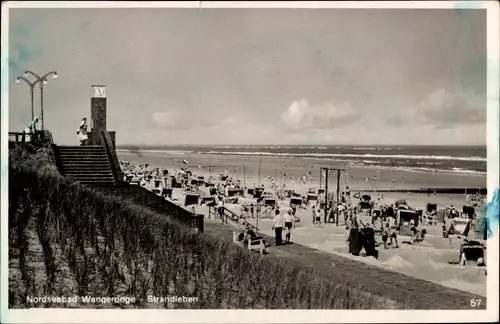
[15,76,36,122]
[24,70,58,130]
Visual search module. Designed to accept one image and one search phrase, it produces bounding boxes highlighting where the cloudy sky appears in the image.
[8,8,486,145]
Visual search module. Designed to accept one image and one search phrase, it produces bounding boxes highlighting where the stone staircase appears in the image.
[54,145,116,186]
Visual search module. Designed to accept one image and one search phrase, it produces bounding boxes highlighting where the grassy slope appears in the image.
[8,144,398,309]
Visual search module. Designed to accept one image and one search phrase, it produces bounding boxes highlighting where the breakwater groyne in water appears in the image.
[356,188,487,195]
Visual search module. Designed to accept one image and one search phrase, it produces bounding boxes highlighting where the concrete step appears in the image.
[63,161,111,169]
[59,149,106,152]
[66,175,115,182]
[58,149,106,154]
[62,163,111,167]
[59,152,107,157]
[60,158,108,162]
[58,150,106,155]
[63,163,111,170]
[59,152,107,156]
[77,181,116,186]
[60,157,109,162]
[62,165,111,170]
[63,168,111,173]
[57,145,104,149]
[64,171,113,176]
[62,165,110,171]
[64,168,112,173]
[62,167,111,172]
[65,171,113,176]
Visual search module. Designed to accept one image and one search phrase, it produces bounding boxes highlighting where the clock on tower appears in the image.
[92,85,106,98]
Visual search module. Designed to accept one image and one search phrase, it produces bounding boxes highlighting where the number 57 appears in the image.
[470,299,482,307]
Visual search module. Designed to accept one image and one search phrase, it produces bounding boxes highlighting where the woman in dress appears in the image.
[77,117,88,146]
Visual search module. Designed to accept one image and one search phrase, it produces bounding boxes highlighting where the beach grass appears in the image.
[8,144,401,309]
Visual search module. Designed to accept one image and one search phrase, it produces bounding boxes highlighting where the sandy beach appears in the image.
[118,150,487,297]
[118,151,486,190]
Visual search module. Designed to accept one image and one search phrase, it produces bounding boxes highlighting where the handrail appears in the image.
[9,132,27,144]
[224,207,240,220]
[9,130,51,146]
[100,131,123,183]
[216,206,259,231]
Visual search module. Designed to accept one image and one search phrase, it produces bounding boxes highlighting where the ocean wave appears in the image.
[196,150,486,162]
[395,166,486,175]
[117,149,193,155]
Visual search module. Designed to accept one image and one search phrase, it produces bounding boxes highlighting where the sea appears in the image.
[117,145,487,175]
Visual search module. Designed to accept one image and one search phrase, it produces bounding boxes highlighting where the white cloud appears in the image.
[387,89,485,128]
[151,111,181,128]
[386,88,485,128]
[280,99,360,131]
[418,89,485,126]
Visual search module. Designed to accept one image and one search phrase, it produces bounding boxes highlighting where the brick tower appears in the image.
[89,85,115,145]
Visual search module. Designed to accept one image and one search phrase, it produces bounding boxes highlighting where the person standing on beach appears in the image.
[337,203,346,224]
[387,204,395,218]
[284,209,294,243]
[312,207,317,226]
[217,197,225,221]
[272,209,284,246]
[240,204,247,218]
[328,204,336,223]
[256,200,261,219]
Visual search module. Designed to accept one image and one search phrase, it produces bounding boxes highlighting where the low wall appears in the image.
[88,131,115,146]
[94,183,204,233]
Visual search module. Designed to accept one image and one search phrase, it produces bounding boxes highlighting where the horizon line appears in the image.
[115,143,487,147]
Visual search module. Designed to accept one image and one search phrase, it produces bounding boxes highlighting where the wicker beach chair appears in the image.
[233,231,266,254]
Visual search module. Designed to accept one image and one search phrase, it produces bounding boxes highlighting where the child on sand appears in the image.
[315,207,322,227]
[386,217,399,248]
[443,215,456,244]
[382,222,389,249]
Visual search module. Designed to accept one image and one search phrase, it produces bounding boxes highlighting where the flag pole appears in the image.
[258,153,262,188]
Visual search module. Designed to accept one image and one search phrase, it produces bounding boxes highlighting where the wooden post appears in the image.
[243,165,246,191]
[256,205,259,229]
[319,167,323,195]
[258,154,262,188]
[281,168,284,193]
[274,169,278,195]
[336,170,341,226]
[324,168,329,223]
